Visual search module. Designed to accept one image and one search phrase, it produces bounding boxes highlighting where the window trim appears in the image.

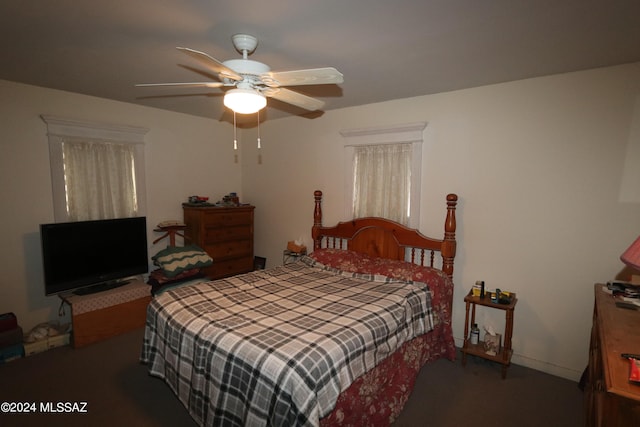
[341,122,426,228]
[41,115,149,222]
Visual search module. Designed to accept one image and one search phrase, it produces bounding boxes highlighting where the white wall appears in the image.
[0,80,241,331]
[241,63,640,380]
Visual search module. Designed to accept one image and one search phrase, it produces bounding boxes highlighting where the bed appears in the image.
[141,190,458,427]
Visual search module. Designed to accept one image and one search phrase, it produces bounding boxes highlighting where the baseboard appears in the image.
[511,354,582,382]
[453,337,582,382]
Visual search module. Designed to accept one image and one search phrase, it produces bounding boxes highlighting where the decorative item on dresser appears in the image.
[182,204,255,279]
[143,190,457,426]
[620,234,640,284]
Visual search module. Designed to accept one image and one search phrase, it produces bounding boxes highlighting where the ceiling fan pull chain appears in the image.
[257,110,261,149]
[233,111,238,150]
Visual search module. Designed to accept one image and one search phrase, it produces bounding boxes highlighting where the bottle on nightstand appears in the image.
[470,323,480,345]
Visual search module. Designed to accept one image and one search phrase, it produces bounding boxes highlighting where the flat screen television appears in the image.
[40,216,149,296]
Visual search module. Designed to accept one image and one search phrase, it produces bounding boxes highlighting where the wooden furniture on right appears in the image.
[461,290,517,378]
[585,284,640,426]
[183,205,255,280]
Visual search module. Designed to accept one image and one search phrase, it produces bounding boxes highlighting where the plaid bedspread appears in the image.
[141,256,435,427]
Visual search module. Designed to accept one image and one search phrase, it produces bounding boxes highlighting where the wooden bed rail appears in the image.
[312,190,458,279]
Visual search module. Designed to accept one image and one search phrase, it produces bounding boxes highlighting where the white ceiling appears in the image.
[2,0,639,124]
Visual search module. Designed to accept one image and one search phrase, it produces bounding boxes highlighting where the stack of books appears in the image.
[607,280,640,298]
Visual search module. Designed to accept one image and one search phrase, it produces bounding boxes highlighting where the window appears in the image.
[341,122,426,228]
[353,143,412,224]
[62,139,138,220]
[41,116,148,222]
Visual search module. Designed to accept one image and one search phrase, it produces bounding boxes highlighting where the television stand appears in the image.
[60,278,150,348]
[72,279,131,296]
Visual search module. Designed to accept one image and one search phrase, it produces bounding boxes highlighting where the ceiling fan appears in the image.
[137,34,344,114]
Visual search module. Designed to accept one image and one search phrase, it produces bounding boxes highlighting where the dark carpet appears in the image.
[0,328,584,426]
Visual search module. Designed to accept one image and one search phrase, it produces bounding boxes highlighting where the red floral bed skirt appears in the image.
[309,248,456,426]
[320,324,455,427]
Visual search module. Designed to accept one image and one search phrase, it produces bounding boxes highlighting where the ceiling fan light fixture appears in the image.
[138,34,342,115]
[224,88,266,114]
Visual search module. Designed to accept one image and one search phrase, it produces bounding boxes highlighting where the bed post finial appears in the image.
[442,193,458,279]
[313,190,323,250]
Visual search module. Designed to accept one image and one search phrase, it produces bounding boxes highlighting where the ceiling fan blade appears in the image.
[176,47,243,81]
[263,87,325,111]
[261,67,343,87]
[136,82,225,88]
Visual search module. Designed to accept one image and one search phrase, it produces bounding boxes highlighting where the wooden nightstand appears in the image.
[461,289,517,378]
[283,249,306,264]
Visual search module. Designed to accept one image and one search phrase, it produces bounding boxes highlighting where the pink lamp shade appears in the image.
[621,235,640,271]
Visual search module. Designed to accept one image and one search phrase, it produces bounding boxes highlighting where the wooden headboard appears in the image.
[311,190,458,279]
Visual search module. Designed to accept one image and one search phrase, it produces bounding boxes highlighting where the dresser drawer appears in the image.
[204,225,252,243]
[203,210,253,227]
[183,205,254,281]
[205,239,252,260]
[203,257,253,279]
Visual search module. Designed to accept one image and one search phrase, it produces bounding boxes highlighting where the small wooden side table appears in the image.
[153,224,186,247]
[283,249,306,264]
[461,289,517,378]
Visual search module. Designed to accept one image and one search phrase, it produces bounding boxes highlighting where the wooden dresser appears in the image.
[183,205,255,280]
[585,284,640,426]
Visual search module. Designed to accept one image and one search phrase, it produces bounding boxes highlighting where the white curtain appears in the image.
[352,143,412,225]
[62,138,138,221]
